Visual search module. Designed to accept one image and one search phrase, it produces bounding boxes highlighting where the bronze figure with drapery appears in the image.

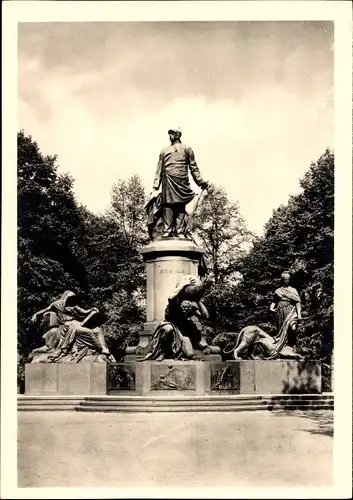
[140,275,217,361]
[146,128,209,240]
[28,291,115,363]
[220,272,304,360]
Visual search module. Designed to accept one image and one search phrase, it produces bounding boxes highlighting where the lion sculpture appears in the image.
[221,325,303,360]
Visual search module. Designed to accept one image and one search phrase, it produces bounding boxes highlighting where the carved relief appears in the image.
[107,363,135,391]
[211,363,240,391]
[151,364,196,390]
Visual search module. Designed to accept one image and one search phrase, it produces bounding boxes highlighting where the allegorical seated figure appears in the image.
[141,275,218,361]
[218,271,304,360]
[28,291,115,363]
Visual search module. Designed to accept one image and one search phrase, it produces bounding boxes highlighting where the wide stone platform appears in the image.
[25,359,322,396]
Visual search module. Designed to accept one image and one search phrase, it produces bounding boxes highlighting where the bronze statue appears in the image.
[224,325,303,360]
[219,272,303,360]
[146,128,209,239]
[269,271,302,349]
[28,291,115,363]
[140,275,218,361]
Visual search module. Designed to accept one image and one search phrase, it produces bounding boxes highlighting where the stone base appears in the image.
[240,359,322,394]
[125,323,156,356]
[25,363,107,395]
[108,359,321,395]
[25,360,321,396]
[125,348,222,363]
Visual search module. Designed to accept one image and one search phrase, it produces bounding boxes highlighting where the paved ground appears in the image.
[18,409,333,488]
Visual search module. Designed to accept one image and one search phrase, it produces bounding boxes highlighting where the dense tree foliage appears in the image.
[209,149,334,367]
[17,131,334,388]
[17,132,148,371]
[72,207,146,360]
[189,185,253,284]
[18,131,87,362]
[85,176,149,359]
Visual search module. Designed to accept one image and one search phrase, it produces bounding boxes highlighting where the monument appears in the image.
[126,127,220,360]
[23,128,322,400]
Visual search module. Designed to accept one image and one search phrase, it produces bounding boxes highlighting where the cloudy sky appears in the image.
[18,21,333,235]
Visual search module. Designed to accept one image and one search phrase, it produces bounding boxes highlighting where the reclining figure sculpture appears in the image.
[28,291,115,363]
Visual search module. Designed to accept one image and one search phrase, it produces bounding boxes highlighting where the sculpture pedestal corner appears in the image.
[24,363,107,396]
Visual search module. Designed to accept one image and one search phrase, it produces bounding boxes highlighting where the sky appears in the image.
[18,21,333,235]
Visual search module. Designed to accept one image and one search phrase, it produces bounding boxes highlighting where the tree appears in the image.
[106,174,148,310]
[75,176,150,359]
[17,131,87,361]
[189,185,253,284]
[18,131,151,370]
[72,207,144,361]
[109,175,148,248]
[287,149,334,361]
[211,149,334,365]
[184,185,254,344]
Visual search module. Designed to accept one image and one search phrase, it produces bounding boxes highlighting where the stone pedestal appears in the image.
[126,238,216,358]
[24,360,322,396]
[25,363,107,395]
[106,360,321,395]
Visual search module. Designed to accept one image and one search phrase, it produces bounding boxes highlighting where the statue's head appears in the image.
[180,300,194,316]
[168,127,182,144]
[281,272,291,285]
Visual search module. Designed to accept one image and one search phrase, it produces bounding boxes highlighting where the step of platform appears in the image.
[19,393,333,400]
[76,404,333,413]
[77,398,331,407]
[17,394,334,412]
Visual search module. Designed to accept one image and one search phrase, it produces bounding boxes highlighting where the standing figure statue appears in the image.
[140,275,217,361]
[221,271,304,360]
[146,127,209,239]
[269,271,302,354]
[28,291,115,363]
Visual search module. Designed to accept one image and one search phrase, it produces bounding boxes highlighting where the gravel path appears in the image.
[18,409,333,488]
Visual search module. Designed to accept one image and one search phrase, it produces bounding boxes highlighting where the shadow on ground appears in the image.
[274,409,333,438]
